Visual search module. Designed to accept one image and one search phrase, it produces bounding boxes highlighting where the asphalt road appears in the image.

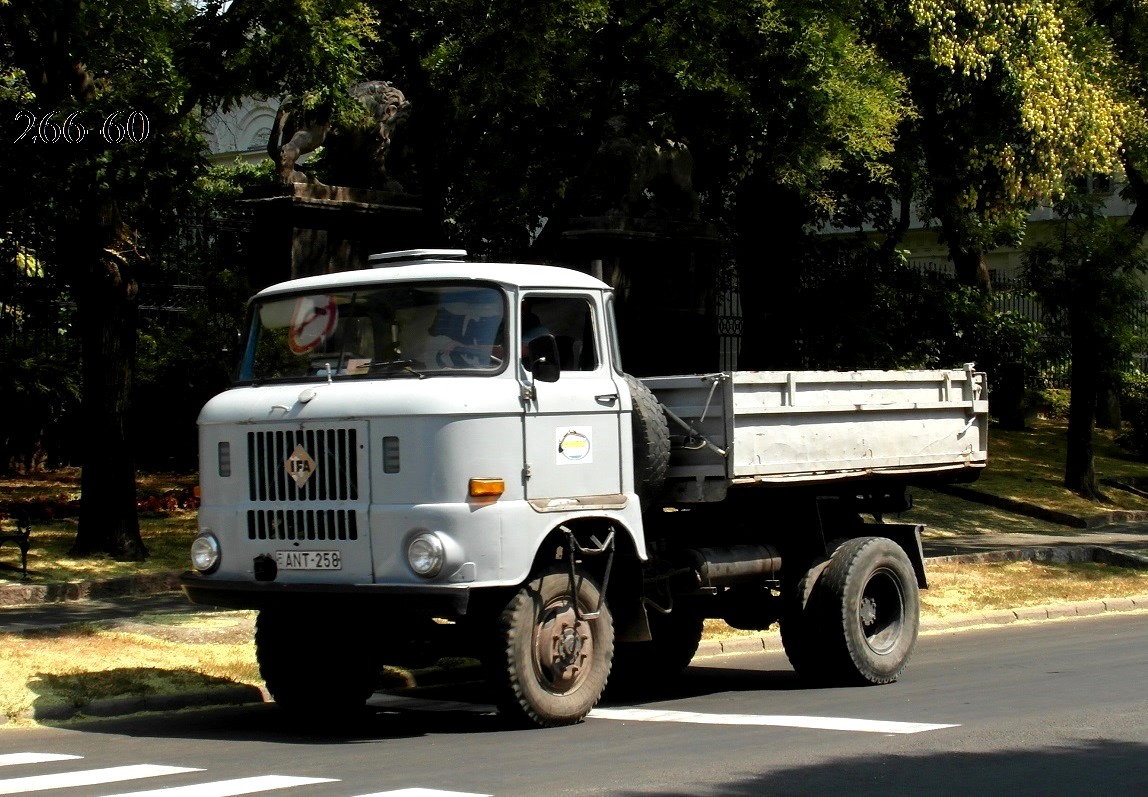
[2,612,1146,796]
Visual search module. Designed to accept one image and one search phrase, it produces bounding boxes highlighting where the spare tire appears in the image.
[624,374,671,510]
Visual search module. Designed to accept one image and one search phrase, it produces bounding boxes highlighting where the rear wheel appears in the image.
[819,536,920,685]
[779,559,832,681]
[489,567,614,727]
[256,607,380,716]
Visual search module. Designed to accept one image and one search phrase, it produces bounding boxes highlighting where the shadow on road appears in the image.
[47,661,809,744]
[608,738,1148,796]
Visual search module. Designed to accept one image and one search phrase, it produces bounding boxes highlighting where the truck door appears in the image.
[520,293,624,500]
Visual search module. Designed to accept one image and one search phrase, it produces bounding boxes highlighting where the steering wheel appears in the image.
[438,346,502,368]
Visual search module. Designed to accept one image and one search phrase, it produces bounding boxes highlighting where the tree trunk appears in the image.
[1064,320,1100,500]
[68,240,147,560]
[950,245,993,293]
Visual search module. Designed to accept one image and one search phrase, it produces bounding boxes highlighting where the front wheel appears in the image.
[820,536,920,685]
[489,568,614,727]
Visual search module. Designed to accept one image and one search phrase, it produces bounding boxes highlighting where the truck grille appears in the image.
[246,508,359,541]
[247,428,359,502]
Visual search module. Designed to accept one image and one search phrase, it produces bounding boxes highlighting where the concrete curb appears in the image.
[10,685,265,724]
[927,544,1148,569]
[934,484,1148,528]
[694,593,1148,661]
[0,573,181,608]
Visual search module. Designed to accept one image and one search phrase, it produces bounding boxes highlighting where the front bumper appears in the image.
[180,572,471,615]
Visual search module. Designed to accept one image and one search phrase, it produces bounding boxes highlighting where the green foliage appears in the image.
[364,0,911,253]
[133,162,263,470]
[135,267,250,471]
[0,350,81,473]
[1023,197,1148,372]
[1035,387,1072,420]
[842,0,1140,286]
[1021,194,1148,492]
[791,242,1041,374]
[193,159,278,204]
[0,0,378,555]
[908,0,1131,202]
[1118,370,1148,459]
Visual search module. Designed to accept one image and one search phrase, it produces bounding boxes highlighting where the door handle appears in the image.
[595,393,619,405]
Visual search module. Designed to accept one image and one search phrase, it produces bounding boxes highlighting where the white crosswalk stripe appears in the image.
[0,765,202,795]
[588,706,958,733]
[101,775,338,796]
[0,755,82,769]
[367,693,959,735]
[0,755,489,797]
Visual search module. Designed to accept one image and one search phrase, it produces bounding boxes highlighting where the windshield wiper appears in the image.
[362,358,426,378]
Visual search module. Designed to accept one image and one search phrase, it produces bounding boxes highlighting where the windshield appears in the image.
[238,282,508,382]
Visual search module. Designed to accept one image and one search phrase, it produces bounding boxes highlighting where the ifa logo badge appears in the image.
[284,444,317,487]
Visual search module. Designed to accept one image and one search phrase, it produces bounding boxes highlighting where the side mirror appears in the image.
[527,335,561,383]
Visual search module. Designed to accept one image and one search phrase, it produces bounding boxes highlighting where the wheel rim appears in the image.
[857,566,905,655]
[533,594,593,694]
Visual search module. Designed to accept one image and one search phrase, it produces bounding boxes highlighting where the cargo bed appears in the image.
[643,365,988,503]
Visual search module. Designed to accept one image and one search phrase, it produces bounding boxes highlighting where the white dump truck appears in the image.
[182,249,989,727]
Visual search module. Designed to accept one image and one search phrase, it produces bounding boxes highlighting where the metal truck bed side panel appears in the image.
[643,366,988,500]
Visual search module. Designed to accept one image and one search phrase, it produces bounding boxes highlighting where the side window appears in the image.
[521,296,598,372]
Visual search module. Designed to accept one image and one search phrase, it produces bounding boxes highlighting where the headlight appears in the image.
[190,532,221,574]
[407,532,445,577]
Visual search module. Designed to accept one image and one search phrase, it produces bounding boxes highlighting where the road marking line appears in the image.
[351,790,492,797]
[0,755,83,768]
[588,707,959,734]
[102,775,339,796]
[0,765,202,795]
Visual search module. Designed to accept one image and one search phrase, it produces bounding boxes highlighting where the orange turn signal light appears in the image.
[469,478,505,498]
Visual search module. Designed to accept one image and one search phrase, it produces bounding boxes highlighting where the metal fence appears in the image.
[715,252,1148,388]
[1,209,253,353]
[715,259,743,371]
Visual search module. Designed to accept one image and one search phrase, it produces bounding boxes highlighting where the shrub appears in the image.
[1033,387,1071,420]
[1118,371,1148,459]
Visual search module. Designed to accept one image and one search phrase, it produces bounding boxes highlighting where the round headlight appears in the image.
[190,532,221,574]
[407,532,445,577]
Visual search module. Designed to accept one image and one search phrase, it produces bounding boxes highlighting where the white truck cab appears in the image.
[188,250,645,602]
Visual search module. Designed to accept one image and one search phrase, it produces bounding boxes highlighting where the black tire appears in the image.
[623,374,671,509]
[779,538,848,681]
[490,568,614,727]
[819,536,920,685]
[255,607,380,716]
[779,559,832,681]
[610,606,704,695]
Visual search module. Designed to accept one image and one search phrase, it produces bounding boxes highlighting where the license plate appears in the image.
[275,550,342,570]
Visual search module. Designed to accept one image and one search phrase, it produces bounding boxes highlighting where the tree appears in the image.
[860,0,1133,291]
[1023,197,1148,498]
[0,0,375,559]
